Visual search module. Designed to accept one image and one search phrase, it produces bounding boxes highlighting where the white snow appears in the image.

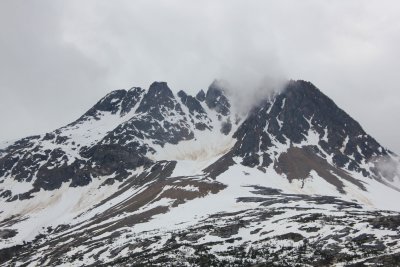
[2,86,400,267]
[0,174,126,248]
[0,179,34,195]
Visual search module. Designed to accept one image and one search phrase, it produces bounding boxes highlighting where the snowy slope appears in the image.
[1,80,400,266]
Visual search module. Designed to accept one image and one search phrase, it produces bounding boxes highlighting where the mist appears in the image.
[374,155,400,183]
[1,0,400,153]
[212,75,287,116]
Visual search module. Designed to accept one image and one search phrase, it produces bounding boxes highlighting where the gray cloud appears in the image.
[0,0,399,153]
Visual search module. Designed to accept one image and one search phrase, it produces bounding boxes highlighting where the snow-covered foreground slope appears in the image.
[1,80,400,266]
[2,158,400,266]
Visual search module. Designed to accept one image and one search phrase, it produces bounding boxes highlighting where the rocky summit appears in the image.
[1,80,400,266]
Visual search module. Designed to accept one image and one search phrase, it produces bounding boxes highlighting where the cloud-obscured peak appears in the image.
[0,0,400,153]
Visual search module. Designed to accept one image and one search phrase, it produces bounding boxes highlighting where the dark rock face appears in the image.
[104,87,196,146]
[0,136,42,182]
[1,79,400,267]
[220,119,232,135]
[120,87,145,116]
[67,87,145,128]
[0,81,204,195]
[0,229,17,239]
[1,80,235,196]
[0,79,396,198]
[136,82,183,121]
[103,114,194,146]
[34,159,92,190]
[86,89,128,116]
[203,151,235,179]
[178,90,211,131]
[177,90,206,115]
[196,89,206,102]
[205,81,231,116]
[274,146,366,193]
[81,144,152,176]
[232,80,389,179]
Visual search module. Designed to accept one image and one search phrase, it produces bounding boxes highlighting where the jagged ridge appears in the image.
[1,79,400,266]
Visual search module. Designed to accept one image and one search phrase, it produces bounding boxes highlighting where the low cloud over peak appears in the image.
[0,0,400,153]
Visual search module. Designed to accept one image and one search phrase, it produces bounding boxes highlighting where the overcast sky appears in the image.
[0,0,399,153]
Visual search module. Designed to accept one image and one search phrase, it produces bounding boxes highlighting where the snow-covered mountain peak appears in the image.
[1,79,400,266]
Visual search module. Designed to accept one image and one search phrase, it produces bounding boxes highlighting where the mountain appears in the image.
[1,80,400,266]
